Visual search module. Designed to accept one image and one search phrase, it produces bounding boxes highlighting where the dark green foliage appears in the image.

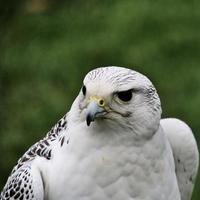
[0,0,199,198]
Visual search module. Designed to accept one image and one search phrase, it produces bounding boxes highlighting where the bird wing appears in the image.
[0,164,44,200]
[0,114,68,200]
[161,118,199,200]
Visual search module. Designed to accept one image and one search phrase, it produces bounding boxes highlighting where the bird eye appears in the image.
[82,85,86,96]
[116,89,133,102]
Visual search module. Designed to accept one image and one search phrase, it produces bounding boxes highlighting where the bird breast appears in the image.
[45,125,180,200]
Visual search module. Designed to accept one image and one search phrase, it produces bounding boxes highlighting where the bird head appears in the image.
[72,66,162,137]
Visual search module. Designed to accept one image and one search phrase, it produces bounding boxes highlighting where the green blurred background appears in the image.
[0,0,199,198]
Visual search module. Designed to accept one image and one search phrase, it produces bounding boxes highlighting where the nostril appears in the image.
[99,99,105,106]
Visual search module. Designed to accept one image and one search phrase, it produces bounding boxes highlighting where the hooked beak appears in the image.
[86,96,106,126]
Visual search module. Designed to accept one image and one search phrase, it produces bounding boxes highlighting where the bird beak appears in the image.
[86,96,106,126]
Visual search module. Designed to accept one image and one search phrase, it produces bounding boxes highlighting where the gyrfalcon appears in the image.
[1,66,199,200]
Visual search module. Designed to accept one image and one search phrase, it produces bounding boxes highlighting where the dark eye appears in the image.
[116,89,133,102]
[82,85,86,96]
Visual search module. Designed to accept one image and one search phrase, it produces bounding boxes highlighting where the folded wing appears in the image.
[161,118,199,200]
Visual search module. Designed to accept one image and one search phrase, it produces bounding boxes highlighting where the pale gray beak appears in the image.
[86,101,106,126]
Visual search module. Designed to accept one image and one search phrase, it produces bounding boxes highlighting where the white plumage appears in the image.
[0,66,199,200]
[161,118,199,200]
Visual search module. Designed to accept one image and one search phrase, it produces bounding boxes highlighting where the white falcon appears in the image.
[0,66,199,200]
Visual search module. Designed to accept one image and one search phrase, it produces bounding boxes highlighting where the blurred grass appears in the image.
[0,0,199,199]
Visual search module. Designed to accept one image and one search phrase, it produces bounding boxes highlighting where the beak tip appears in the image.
[86,114,93,126]
[86,119,91,126]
